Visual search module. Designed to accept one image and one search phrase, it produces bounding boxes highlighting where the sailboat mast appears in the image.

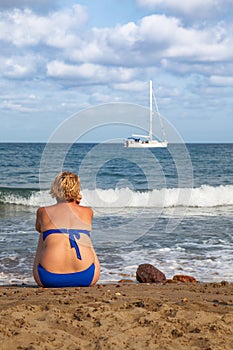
[149,80,153,141]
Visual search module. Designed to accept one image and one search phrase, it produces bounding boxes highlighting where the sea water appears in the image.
[0,142,232,285]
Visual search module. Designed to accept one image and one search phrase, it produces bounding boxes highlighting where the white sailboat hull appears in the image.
[124,140,168,148]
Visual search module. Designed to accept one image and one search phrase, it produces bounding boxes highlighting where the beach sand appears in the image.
[0,281,233,350]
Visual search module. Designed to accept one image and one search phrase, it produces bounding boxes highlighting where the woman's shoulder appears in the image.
[78,205,94,217]
[36,204,56,215]
[36,206,44,215]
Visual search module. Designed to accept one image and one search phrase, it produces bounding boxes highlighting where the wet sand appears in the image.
[0,281,233,350]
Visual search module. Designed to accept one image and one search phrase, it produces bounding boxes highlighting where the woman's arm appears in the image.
[33,207,44,286]
[32,232,44,286]
[90,246,100,285]
[35,207,45,233]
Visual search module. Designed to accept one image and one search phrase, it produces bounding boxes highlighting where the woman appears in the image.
[33,171,100,287]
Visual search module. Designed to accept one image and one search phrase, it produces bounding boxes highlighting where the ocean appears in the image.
[0,142,232,285]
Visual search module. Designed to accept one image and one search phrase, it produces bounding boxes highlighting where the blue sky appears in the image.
[0,0,233,142]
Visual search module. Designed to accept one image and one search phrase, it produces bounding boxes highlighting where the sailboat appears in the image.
[124,80,168,148]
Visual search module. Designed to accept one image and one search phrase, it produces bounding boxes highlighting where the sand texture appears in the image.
[0,282,233,350]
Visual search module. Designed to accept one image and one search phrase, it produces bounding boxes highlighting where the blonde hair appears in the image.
[50,171,82,203]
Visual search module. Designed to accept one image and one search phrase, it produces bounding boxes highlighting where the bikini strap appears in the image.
[42,229,91,260]
[68,230,91,260]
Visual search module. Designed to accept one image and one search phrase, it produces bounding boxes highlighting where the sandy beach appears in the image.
[0,281,233,350]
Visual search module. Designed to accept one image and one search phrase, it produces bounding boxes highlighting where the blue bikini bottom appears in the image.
[38,263,95,288]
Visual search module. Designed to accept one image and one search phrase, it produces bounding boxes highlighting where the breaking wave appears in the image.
[0,184,233,208]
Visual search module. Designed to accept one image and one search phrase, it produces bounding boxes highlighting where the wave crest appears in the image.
[0,185,233,208]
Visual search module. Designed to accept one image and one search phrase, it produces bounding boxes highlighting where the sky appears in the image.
[0,0,233,142]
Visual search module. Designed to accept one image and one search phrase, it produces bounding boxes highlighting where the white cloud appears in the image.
[113,80,147,92]
[90,92,120,104]
[137,15,233,63]
[4,59,33,78]
[1,98,35,113]
[1,5,232,71]
[210,75,233,86]
[0,55,38,78]
[67,14,233,69]
[0,2,232,142]
[0,0,60,12]
[0,0,44,6]
[0,5,87,47]
[47,60,136,83]
[0,5,232,85]
[136,0,231,19]
[0,5,232,89]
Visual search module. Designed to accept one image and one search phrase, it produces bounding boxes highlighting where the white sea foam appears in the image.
[0,190,55,207]
[83,185,233,208]
[98,244,233,283]
[1,184,233,208]
[0,272,35,286]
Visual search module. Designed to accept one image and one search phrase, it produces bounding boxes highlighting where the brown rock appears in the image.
[118,279,135,284]
[136,264,166,283]
[164,279,177,284]
[172,275,197,283]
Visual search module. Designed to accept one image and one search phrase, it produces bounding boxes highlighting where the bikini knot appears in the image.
[68,230,82,260]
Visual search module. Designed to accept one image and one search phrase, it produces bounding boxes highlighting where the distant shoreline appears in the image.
[1,141,233,144]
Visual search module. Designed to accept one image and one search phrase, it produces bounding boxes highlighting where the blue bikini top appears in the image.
[42,228,91,260]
